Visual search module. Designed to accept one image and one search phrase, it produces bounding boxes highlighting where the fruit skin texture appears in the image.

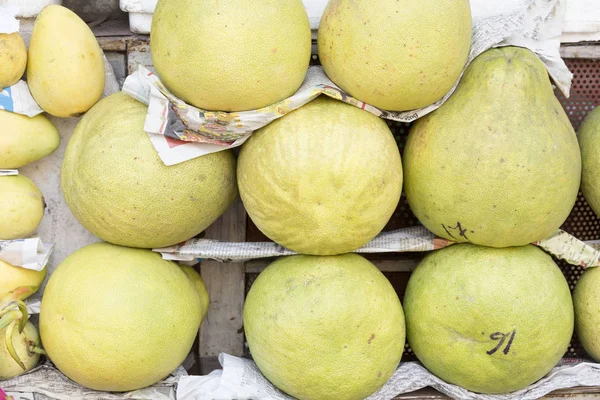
[318,0,471,111]
[403,47,581,247]
[0,259,46,299]
[238,96,402,255]
[244,254,405,400]
[0,32,27,88]
[151,0,310,112]
[39,242,201,392]
[404,244,573,394]
[27,5,105,117]
[180,265,210,322]
[0,110,60,168]
[61,92,238,249]
[0,175,45,240]
[0,321,41,379]
[573,267,600,361]
[578,106,600,217]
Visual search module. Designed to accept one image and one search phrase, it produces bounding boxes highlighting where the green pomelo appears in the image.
[151,0,311,112]
[39,242,201,391]
[61,92,238,249]
[579,106,600,217]
[404,244,573,394]
[237,96,402,255]
[318,0,471,111]
[573,267,600,361]
[180,265,210,322]
[403,46,581,247]
[244,254,405,400]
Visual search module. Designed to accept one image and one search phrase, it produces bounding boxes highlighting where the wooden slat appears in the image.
[199,198,247,364]
[561,43,600,59]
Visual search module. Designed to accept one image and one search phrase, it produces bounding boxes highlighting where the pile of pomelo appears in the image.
[3,0,600,399]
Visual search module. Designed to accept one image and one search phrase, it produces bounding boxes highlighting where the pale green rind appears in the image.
[244,254,405,400]
[237,96,402,255]
[404,244,574,394]
[579,106,600,218]
[573,267,600,361]
[403,47,581,247]
[151,0,311,112]
[60,92,238,248]
[39,242,201,392]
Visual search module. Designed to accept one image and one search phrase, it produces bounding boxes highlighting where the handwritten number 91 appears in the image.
[486,329,516,355]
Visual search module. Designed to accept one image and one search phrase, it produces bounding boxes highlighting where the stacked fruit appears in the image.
[0,20,56,380]
[149,0,600,398]
[0,5,214,392]
[3,0,600,398]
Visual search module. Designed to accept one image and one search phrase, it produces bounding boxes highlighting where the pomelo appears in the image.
[237,96,402,255]
[573,267,600,361]
[61,92,238,249]
[151,0,311,112]
[0,175,45,240]
[39,242,201,391]
[403,47,581,247]
[404,244,573,394]
[578,106,600,217]
[318,0,471,111]
[244,254,405,400]
[180,265,210,322]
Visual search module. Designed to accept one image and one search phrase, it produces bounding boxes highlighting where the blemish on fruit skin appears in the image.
[368,334,375,344]
[378,371,382,377]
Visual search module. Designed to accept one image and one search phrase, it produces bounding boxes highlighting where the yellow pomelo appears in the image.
[0,321,42,379]
[573,267,600,361]
[404,244,573,394]
[318,0,471,111]
[151,0,311,111]
[238,96,402,255]
[39,242,202,391]
[0,110,60,168]
[27,5,105,117]
[0,259,46,299]
[0,32,27,88]
[244,254,405,400]
[403,47,580,247]
[579,106,600,217]
[0,175,45,240]
[180,265,210,322]
[61,92,238,248]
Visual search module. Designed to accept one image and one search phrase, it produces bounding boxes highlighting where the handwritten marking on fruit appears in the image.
[486,329,516,355]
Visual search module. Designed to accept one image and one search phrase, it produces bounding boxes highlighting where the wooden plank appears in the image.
[561,44,600,59]
[199,198,247,364]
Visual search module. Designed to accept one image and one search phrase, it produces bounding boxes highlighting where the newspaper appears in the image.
[0,239,53,272]
[0,361,185,400]
[154,226,600,270]
[122,0,571,166]
[177,353,600,400]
